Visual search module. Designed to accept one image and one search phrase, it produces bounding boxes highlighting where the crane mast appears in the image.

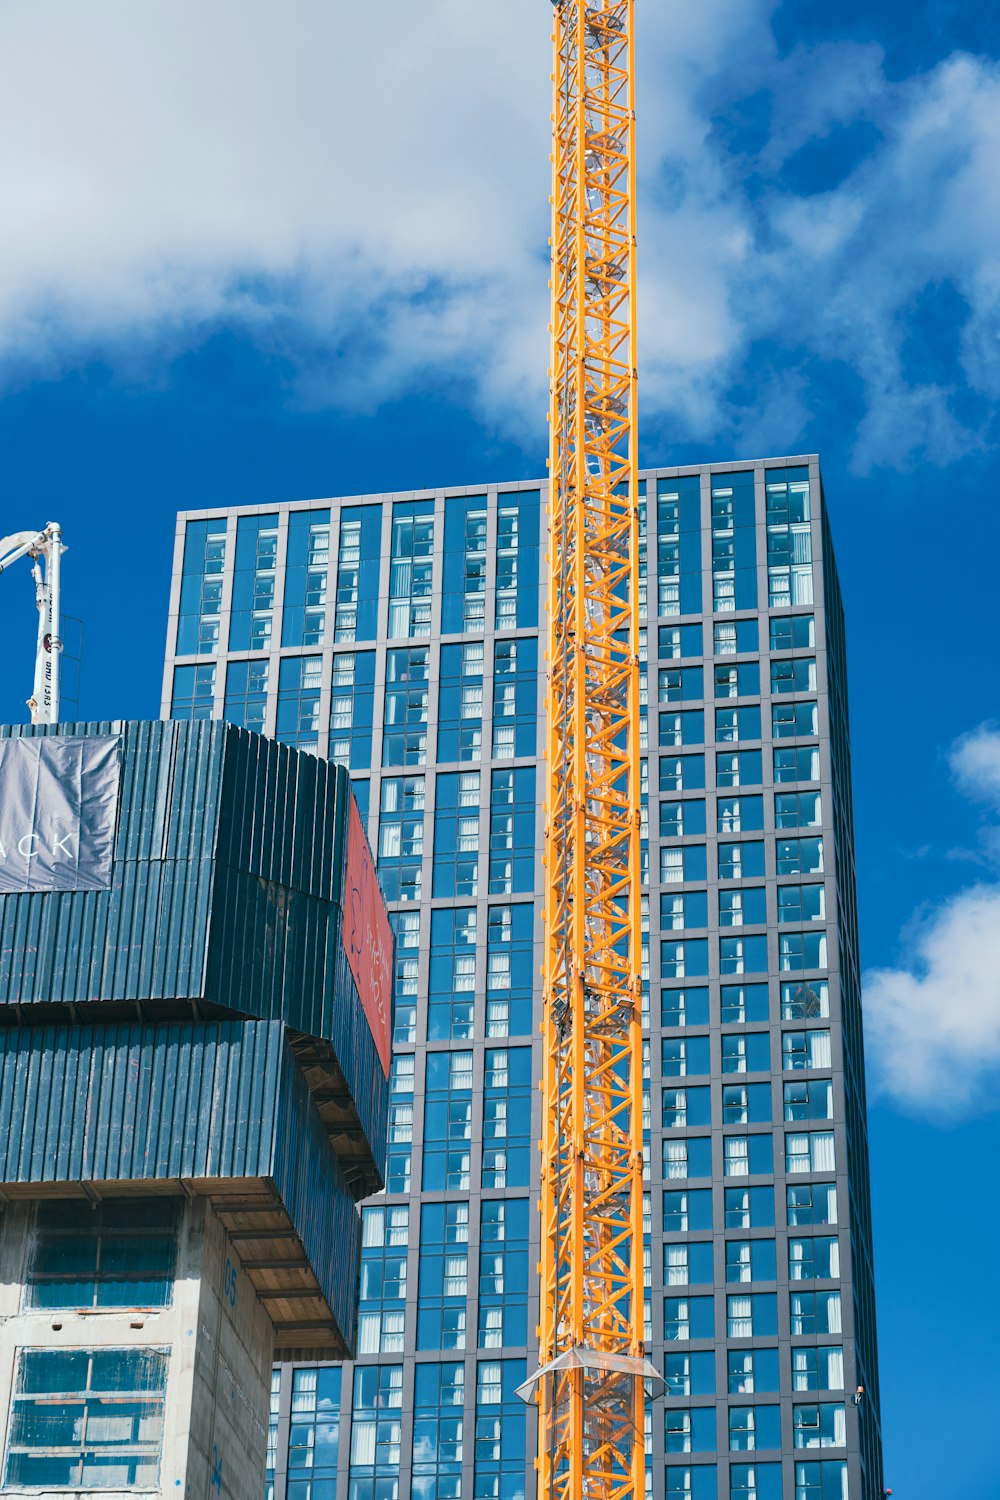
[522,3,655,1498]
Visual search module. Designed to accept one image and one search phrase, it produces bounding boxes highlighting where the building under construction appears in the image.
[0,720,390,1497]
[163,456,884,1500]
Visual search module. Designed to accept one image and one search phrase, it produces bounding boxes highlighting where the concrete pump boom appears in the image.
[518,4,659,1499]
[0,522,64,725]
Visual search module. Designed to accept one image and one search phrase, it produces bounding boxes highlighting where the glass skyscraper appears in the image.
[162,457,884,1500]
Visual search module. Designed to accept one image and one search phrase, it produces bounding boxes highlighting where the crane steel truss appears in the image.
[526,3,652,1498]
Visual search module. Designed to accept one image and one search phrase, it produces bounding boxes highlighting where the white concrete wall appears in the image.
[0,1197,272,1500]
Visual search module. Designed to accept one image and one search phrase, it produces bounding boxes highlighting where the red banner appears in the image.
[343,797,392,1076]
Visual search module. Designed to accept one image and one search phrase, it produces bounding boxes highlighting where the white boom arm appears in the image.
[0,523,65,725]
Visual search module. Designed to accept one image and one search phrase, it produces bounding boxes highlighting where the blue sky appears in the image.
[1,0,999,1491]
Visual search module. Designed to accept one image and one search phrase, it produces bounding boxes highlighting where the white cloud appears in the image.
[949,725,1000,809]
[2,3,1000,464]
[865,886,1000,1117]
[865,724,1000,1116]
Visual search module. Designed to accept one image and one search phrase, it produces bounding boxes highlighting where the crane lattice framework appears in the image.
[517,3,660,1499]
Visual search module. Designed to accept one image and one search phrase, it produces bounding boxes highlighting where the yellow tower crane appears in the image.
[517,3,660,1499]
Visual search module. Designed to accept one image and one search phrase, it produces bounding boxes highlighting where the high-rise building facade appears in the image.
[162,457,884,1500]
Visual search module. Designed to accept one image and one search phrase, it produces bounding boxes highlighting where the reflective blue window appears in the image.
[492,638,537,758]
[474,1359,526,1500]
[478,1199,529,1349]
[666,1407,716,1454]
[664,1294,714,1341]
[413,1364,465,1492]
[711,472,756,612]
[662,1136,712,1181]
[429,908,477,1041]
[718,842,766,881]
[656,475,701,617]
[433,771,481,899]
[663,1188,713,1234]
[285,1365,342,1493]
[390,910,419,1046]
[423,1052,473,1192]
[486,904,533,1039]
[223,659,267,733]
[660,889,708,929]
[660,709,704,747]
[438,642,484,763]
[442,496,488,634]
[335,505,381,643]
[659,623,703,658]
[348,1365,403,1496]
[389,502,434,639]
[282,510,330,647]
[358,1206,408,1357]
[716,705,761,743]
[661,987,710,1029]
[482,1047,531,1189]
[275,656,322,753]
[329,651,375,770]
[417,1201,469,1351]
[659,846,707,888]
[378,775,425,904]
[229,514,279,652]
[489,768,534,894]
[495,492,540,630]
[662,1035,711,1077]
[177,518,226,655]
[663,1350,715,1396]
[172,663,216,721]
[660,754,705,792]
[383,646,429,768]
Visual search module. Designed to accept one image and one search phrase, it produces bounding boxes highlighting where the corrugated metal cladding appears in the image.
[0,720,388,1185]
[0,1019,361,1351]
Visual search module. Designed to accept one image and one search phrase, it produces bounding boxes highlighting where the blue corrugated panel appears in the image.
[0,1018,360,1350]
[0,721,389,1192]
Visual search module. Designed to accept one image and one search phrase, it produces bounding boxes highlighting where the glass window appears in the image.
[28,1200,179,1310]
[720,935,768,975]
[718,842,765,881]
[790,1290,843,1336]
[792,1348,845,1393]
[773,700,818,739]
[335,505,381,643]
[661,986,710,1029]
[778,885,826,923]
[774,746,820,784]
[728,1406,781,1452]
[782,1031,833,1072]
[283,510,331,648]
[728,1348,779,1394]
[720,984,769,1024]
[666,1407,716,1454]
[793,1404,846,1449]
[388,505,434,638]
[275,655,323,754]
[176,519,226,655]
[787,1183,838,1227]
[785,1131,836,1174]
[780,931,828,971]
[663,1137,712,1181]
[789,1236,841,1281]
[724,1186,775,1230]
[171,663,216,721]
[794,1460,849,1500]
[775,792,823,830]
[223,658,268,736]
[715,706,761,743]
[663,1189,713,1234]
[777,837,824,876]
[781,980,830,1020]
[4,1348,168,1488]
[729,1461,782,1500]
[660,754,706,792]
[664,1295,714,1341]
[771,658,817,695]
[770,614,815,650]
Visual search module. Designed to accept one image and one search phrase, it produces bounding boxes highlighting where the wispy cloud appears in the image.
[2,2,1000,465]
[865,726,1000,1117]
